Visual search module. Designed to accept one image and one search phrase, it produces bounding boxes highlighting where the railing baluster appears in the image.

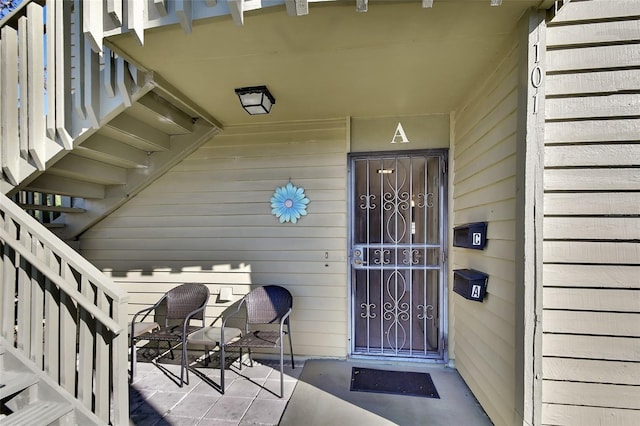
[78,275,95,410]
[30,237,45,366]
[112,298,129,426]
[71,1,86,122]
[94,290,110,422]
[1,25,20,185]
[59,259,78,395]
[44,247,61,382]
[83,0,104,53]
[18,16,29,159]
[44,278,60,383]
[17,228,32,353]
[55,0,74,148]
[1,218,18,340]
[46,0,56,139]
[84,41,101,129]
[27,2,48,171]
[0,214,5,339]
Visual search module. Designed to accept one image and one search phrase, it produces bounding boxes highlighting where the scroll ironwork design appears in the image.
[373,249,391,265]
[359,194,376,210]
[382,271,410,352]
[416,192,434,208]
[360,302,377,319]
[417,304,434,321]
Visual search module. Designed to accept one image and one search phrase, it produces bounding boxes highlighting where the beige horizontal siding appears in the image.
[543,241,639,264]
[545,118,640,144]
[546,69,640,96]
[543,5,640,425]
[546,94,640,121]
[549,0,640,24]
[543,264,639,288]
[542,404,640,426]
[542,381,640,410]
[543,358,640,386]
[545,144,640,167]
[544,192,640,216]
[451,34,519,426]
[543,288,640,312]
[547,19,640,46]
[544,217,640,240]
[543,334,639,361]
[543,310,640,337]
[82,119,349,358]
[545,168,640,191]
[547,44,640,72]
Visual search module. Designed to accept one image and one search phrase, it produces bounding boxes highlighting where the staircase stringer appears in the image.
[60,119,220,240]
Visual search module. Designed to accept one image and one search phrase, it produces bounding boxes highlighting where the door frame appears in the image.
[347,149,449,362]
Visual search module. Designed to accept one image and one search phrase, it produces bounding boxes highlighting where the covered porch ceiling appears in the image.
[108,0,544,127]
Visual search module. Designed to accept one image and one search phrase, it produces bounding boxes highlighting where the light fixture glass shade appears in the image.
[234,86,276,115]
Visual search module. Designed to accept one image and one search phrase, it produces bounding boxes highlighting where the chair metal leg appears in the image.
[180,339,188,387]
[203,345,210,366]
[279,339,284,398]
[130,338,137,380]
[287,324,294,369]
[220,345,226,393]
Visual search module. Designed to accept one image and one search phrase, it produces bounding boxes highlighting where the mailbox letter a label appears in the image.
[471,285,481,299]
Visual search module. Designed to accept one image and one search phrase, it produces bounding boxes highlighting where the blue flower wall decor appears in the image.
[271,182,310,224]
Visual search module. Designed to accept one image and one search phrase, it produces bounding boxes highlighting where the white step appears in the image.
[0,372,38,400]
[0,400,73,426]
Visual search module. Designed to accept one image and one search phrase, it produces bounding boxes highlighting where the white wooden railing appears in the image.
[0,191,130,425]
[0,0,151,194]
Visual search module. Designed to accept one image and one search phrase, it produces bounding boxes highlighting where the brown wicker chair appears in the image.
[130,283,210,387]
[221,285,294,397]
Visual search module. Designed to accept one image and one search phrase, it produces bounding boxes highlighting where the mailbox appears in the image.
[453,222,487,250]
[453,269,488,302]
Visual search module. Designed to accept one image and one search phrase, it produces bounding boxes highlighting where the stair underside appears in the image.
[10,83,220,241]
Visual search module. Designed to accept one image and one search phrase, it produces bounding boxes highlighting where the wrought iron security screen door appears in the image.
[349,151,447,359]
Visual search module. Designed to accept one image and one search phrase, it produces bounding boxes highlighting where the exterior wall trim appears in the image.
[515,8,546,426]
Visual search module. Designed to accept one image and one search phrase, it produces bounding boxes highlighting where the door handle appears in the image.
[353,247,367,266]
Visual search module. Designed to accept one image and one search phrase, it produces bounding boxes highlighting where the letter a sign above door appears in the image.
[390,122,411,144]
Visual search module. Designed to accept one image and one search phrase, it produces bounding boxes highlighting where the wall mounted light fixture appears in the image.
[234,85,276,115]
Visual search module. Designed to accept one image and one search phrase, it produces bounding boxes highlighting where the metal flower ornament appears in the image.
[270,182,310,224]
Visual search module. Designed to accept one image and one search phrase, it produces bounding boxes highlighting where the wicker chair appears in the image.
[130,283,210,387]
[221,285,294,397]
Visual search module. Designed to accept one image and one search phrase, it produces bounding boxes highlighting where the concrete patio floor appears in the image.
[129,351,492,425]
[129,351,299,426]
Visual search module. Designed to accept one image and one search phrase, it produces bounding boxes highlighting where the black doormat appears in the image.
[350,367,440,399]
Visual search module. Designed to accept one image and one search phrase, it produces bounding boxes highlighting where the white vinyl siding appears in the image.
[542,1,640,424]
[451,38,519,426]
[81,119,349,357]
